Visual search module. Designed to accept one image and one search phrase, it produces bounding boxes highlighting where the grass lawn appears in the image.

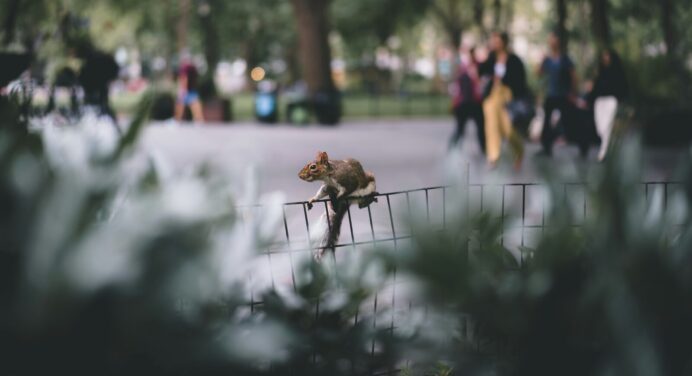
[110,92,452,121]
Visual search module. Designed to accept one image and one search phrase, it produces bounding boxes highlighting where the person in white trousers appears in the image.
[589,49,628,161]
[595,96,618,161]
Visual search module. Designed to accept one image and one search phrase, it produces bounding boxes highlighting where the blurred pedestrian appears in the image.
[479,31,527,169]
[75,42,119,121]
[536,31,577,157]
[588,49,628,161]
[175,58,204,123]
[565,82,600,158]
[449,47,485,154]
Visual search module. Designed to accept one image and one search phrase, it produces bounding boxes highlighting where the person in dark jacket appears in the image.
[479,31,526,169]
[76,43,119,121]
[449,47,485,153]
[588,49,627,161]
[536,31,577,156]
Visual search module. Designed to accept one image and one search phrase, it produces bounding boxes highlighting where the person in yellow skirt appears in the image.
[479,32,528,169]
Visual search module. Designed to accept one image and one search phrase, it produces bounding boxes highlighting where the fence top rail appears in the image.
[279,186,448,206]
[234,181,682,209]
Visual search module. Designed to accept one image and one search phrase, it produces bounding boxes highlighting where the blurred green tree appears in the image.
[429,0,468,51]
[332,0,428,56]
[589,0,611,48]
[331,0,430,92]
[201,0,297,81]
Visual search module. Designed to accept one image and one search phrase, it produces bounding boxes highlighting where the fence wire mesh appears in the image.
[235,180,683,373]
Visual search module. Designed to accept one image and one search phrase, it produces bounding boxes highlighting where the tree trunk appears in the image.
[589,0,611,48]
[448,25,462,52]
[447,23,463,75]
[198,2,220,73]
[473,0,485,36]
[161,0,178,61]
[242,39,259,84]
[659,0,689,89]
[195,1,220,99]
[556,0,568,50]
[284,40,301,84]
[493,0,502,29]
[660,0,677,58]
[2,0,21,46]
[504,0,515,31]
[290,0,336,95]
[430,1,463,51]
[177,0,191,53]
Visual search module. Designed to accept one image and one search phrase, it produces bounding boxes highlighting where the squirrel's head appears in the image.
[298,151,330,182]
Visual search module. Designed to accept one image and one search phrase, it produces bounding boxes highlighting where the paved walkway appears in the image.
[140,119,683,203]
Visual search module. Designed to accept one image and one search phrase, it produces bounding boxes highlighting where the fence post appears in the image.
[463,164,471,340]
[465,163,471,220]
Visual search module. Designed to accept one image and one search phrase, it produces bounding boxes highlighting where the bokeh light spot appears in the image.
[250,67,266,82]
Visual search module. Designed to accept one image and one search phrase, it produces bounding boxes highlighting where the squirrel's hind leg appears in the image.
[357,192,379,209]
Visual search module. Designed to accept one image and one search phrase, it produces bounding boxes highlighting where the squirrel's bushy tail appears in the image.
[317,199,350,260]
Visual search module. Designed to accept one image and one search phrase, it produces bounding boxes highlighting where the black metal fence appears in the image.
[243,180,683,271]
[340,92,450,118]
[231,92,451,121]
[236,180,683,372]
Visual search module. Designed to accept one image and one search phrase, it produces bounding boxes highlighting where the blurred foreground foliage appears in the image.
[1,96,692,376]
[386,143,692,375]
[0,95,399,376]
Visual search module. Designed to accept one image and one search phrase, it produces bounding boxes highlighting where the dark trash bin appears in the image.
[151,92,175,121]
[313,89,342,125]
[203,97,232,123]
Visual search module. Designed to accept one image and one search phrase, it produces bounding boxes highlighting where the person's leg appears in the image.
[508,129,525,168]
[497,86,523,168]
[98,87,117,121]
[577,112,590,158]
[46,86,56,114]
[472,103,486,154]
[450,104,469,148]
[182,91,205,123]
[174,99,185,121]
[570,105,591,158]
[70,86,79,116]
[595,97,618,161]
[483,87,502,164]
[540,97,557,155]
[190,99,205,123]
[553,97,568,137]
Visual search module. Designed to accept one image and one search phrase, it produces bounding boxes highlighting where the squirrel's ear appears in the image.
[317,151,329,164]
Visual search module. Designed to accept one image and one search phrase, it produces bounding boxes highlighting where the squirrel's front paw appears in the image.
[306,200,315,210]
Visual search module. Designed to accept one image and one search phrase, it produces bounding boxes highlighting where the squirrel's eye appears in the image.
[309,164,316,170]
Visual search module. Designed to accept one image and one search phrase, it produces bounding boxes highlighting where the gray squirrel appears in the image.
[298,151,378,260]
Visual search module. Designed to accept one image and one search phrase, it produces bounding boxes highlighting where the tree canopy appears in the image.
[2,0,691,100]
